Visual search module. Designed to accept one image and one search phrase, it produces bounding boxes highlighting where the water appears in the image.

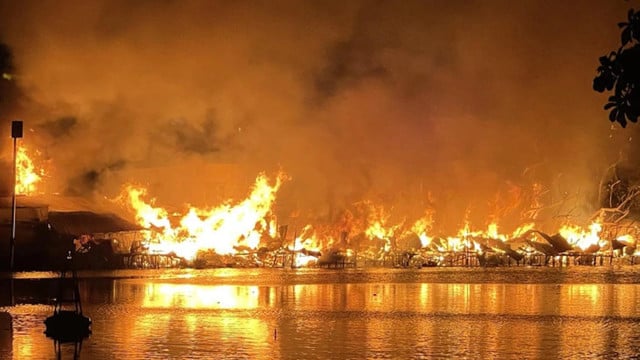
[2,266,640,359]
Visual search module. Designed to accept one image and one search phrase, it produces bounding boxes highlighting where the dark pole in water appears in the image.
[9,120,23,272]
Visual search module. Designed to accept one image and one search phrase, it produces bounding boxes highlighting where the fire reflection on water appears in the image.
[564,284,604,311]
[6,273,640,359]
[134,281,640,318]
[132,283,274,359]
[15,336,32,359]
[142,283,261,309]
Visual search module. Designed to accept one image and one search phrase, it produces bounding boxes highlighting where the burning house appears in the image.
[1,142,638,270]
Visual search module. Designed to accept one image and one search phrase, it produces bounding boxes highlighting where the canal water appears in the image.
[1,266,640,359]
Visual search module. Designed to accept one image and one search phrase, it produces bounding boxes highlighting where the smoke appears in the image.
[0,0,635,232]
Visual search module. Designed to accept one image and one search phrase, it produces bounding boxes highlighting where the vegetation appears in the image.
[594,8,640,127]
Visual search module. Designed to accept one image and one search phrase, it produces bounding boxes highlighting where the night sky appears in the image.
[0,0,635,231]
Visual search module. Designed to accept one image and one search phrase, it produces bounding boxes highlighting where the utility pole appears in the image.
[9,120,22,271]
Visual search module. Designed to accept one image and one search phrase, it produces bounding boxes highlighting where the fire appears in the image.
[411,214,434,248]
[7,142,640,268]
[559,221,606,251]
[616,234,638,255]
[443,223,486,253]
[289,225,323,267]
[125,172,285,261]
[15,145,44,195]
[364,204,399,254]
[116,166,635,267]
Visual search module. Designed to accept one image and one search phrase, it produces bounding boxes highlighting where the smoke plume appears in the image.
[0,0,635,232]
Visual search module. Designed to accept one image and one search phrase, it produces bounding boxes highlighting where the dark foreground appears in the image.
[2,266,640,359]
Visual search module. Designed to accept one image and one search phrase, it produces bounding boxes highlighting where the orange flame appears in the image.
[364,203,399,254]
[289,225,323,267]
[559,221,605,251]
[116,168,635,266]
[125,172,285,261]
[411,212,434,248]
[15,145,44,195]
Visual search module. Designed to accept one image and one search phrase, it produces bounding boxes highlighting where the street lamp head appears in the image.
[11,120,22,139]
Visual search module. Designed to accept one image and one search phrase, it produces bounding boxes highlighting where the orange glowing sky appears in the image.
[0,0,637,232]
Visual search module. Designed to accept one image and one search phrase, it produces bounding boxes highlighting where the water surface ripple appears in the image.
[1,266,640,359]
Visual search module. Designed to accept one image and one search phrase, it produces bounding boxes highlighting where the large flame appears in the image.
[125,172,285,261]
[115,168,637,267]
[363,203,399,255]
[559,221,606,251]
[289,225,323,267]
[411,211,434,248]
[15,145,43,195]
[7,141,637,267]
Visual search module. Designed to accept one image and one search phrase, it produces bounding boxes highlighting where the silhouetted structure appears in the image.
[44,253,91,343]
[0,196,143,270]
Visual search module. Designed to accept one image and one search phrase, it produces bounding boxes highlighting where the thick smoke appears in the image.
[0,0,635,232]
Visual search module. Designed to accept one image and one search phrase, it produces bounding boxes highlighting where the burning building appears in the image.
[0,145,144,270]
[1,143,639,270]
[0,195,143,270]
[1,1,640,269]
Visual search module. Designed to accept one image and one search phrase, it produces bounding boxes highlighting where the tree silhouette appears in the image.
[0,42,18,113]
[594,8,640,127]
[0,43,14,75]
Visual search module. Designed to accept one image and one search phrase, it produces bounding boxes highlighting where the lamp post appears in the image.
[9,120,22,271]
